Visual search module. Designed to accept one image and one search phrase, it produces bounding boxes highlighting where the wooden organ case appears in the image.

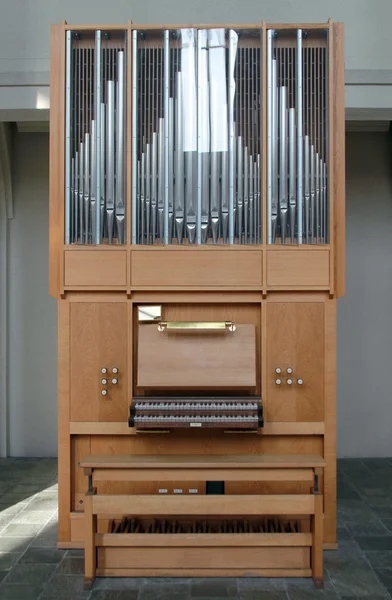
[49,20,345,582]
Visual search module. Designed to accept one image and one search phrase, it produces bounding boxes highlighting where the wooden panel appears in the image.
[70,302,128,421]
[49,23,65,298]
[71,435,91,512]
[97,533,312,547]
[98,546,310,570]
[324,298,337,545]
[333,23,346,298]
[97,567,312,577]
[136,303,261,393]
[92,468,314,482]
[70,512,84,542]
[93,494,315,516]
[64,250,127,287]
[130,249,262,288]
[89,435,322,497]
[58,298,71,542]
[81,453,325,469]
[267,249,330,287]
[266,303,324,422]
[138,324,256,388]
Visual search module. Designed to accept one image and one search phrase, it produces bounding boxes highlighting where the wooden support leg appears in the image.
[84,488,97,590]
[312,488,324,589]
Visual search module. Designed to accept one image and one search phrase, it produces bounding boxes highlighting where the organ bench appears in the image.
[80,454,325,588]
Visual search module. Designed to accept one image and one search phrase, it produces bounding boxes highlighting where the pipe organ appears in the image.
[50,19,345,582]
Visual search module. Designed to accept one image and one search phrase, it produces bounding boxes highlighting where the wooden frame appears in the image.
[50,18,345,582]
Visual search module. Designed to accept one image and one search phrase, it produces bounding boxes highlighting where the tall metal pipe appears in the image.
[249,157,253,244]
[74,151,79,242]
[271,58,278,243]
[116,51,125,244]
[174,73,184,243]
[279,87,288,244]
[310,145,315,243]
[296,29,303,244]
[304,135,310,244]
[228,30,238,244]
[84,133,90,244]
[79,142,84,243]
[106,80,115,243]
[145,144,151,244]
[141,152,145,244]
[168,98,174,241]
[65,31,72,244]
[90,120,97,246]
[151,131,158,244]
[237,137,243,244]
[100,103,106,241]
[288,108,296,244]
[267,30,273,243]
[315,152,320,243]
[131,30,138,244]
[95,30,101,244]
[164,30,170,244]
[243,146,249,243]
[158,118,165,242]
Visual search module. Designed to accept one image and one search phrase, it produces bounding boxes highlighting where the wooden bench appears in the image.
[79,454,325,589]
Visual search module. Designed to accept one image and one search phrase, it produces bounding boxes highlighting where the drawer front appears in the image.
[137,324,256,388]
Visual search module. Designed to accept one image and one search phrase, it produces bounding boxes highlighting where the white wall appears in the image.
[8,131,57,456]
[5,130,392,457]
[337,132,392,457]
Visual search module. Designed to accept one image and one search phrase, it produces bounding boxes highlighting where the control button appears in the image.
[297,378,304,385]
[101,379,107,385]
[275,367,282,374]
[112,378,118,385]
[101,367,107,374]
[275,379,282,385]
[287,367,293,374]
[101,389,107,396]
[287,378,293,385]
[112,367,119,374]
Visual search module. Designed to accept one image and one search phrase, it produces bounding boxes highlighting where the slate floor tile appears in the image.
[326,563,388,597]
[240,592,289,600]
[5,562,57,585]
[90,591,140,600]
[375,568,392,591]
[238,577,287,590]
[57,556,85,574]
[0,537,33,553]
[2,523,43,537]
[20,547,65,564]
[140,582,190,599]
[286,581,339,599]
[0,552,21,570]
[0,583,44,599]
[93,576,144,589]
[42,573,91,597]
[355,537,392,552]
[191,578,238,597]
[12,510,52,524]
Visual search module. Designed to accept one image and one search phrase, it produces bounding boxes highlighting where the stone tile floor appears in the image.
[0,458,391,599]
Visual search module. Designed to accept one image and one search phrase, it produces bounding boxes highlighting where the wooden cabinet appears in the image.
[70,302,128,422]
[266,302,325,422]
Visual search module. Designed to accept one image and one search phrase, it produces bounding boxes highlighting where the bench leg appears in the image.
[312,491,324,588]
[84,491,97,590]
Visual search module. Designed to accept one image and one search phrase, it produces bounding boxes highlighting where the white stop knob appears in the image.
[101,367,107,374]
[275,367,282,374]
[287,378,293,385]
[112,378,118,385]
[287,368,293,374]
[112,367,119,374]
[101,379,107,385]
[275,378,282,385]
[297,378,304,385]
[101,389,107,396]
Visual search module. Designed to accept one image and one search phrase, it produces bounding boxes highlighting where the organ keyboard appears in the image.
[129,397,263,430]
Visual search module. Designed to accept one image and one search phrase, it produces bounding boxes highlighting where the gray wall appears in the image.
[5,131,392,457]
[337,132,392,457]
[0,0,391,74]
[8,132,57,456]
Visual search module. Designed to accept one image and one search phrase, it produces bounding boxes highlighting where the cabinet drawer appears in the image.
[137,323,256,389]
